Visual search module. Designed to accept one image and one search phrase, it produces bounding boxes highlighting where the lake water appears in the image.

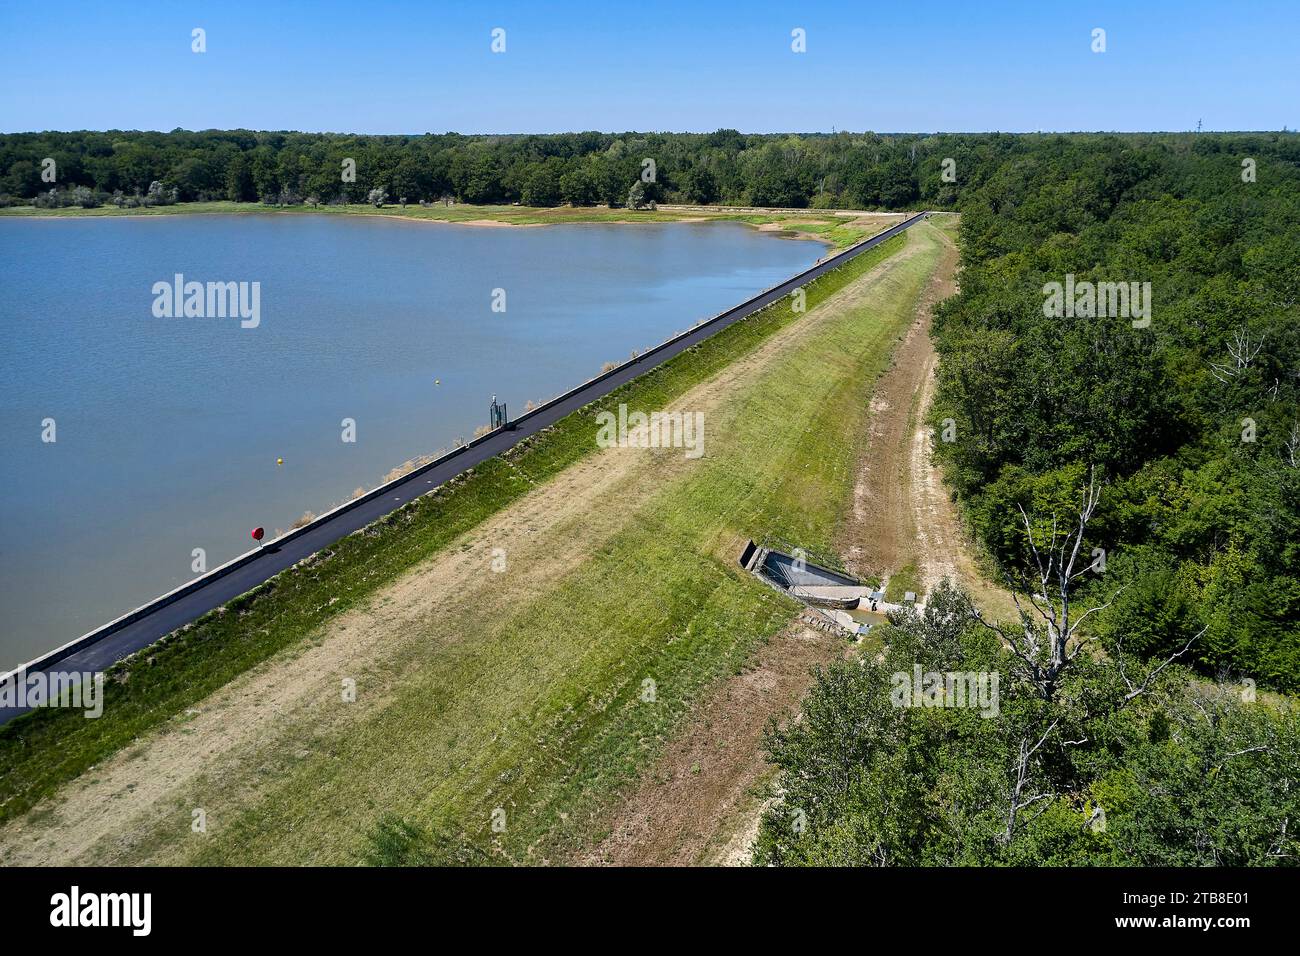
[0,214,822,670]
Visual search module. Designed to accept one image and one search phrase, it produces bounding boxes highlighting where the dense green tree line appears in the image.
[930,133,1300,691]
[5,128,1292,224]
[0,127,1169,210]
[0,128,968,208]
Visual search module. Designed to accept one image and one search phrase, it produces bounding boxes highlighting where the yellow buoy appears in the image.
[276,457,283,466]
[434,378,440,386]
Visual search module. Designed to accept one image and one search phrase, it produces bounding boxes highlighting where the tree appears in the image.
[250,148,280,202]
[367,186,387,208]
[5,159,42,197]
[755,570,1288,865]
[169,156,216,200]
[225,154,255,202]
[144,180,175,205]
[682,164,718,204]
[521,161,562,206]
[559,165,597,205]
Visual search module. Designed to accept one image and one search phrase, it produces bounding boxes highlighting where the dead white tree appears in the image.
[968,467,1123,701]
[1001,716,1061,843]
[966,466,1204,844]
[1209,326,1266,383]
[1112,625,1203,703]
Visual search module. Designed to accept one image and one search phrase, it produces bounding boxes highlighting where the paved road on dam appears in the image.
[0,212,927,725]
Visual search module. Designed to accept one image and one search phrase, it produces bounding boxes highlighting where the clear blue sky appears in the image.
[1,0,1295,134]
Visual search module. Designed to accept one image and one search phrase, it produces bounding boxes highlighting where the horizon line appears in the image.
[4,126,1297,137]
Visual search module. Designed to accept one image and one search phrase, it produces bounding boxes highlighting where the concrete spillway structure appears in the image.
[740,540,870,609]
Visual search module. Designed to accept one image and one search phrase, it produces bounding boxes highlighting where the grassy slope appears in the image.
[0,200,891,247]
[138,223,943,865]
[0,230,915,825]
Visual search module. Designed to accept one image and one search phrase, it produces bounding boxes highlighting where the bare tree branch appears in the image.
[1122,628,1203,702]
[1209,325,1266,383]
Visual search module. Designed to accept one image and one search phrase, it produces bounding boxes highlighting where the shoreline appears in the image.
[0,201,904,247]
[6,208,835,245]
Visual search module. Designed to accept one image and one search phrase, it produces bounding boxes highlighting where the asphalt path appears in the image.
[0,212,925,724]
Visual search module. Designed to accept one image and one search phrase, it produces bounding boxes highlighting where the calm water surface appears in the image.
[0,214,821,669]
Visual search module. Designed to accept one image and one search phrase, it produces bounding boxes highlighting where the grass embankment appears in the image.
[0,228,922,833]
[0,200,896,248]
[181,224,941,866]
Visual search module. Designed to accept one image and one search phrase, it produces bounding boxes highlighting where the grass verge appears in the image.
[884,562,923,603]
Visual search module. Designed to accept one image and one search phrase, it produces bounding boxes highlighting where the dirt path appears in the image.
[0,224,931,867]
[840,221,1014,616]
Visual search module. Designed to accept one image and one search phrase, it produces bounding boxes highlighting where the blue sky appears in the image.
[1,0,1295,134]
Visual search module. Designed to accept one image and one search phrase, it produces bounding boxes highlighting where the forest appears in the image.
[930,133,1300,691]
[1,128,974,208]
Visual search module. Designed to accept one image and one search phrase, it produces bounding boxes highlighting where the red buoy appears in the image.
[251,527,265,542]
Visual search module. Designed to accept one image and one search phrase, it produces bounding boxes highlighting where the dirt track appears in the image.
[841,219,1013,614]
[577,220,986,867]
